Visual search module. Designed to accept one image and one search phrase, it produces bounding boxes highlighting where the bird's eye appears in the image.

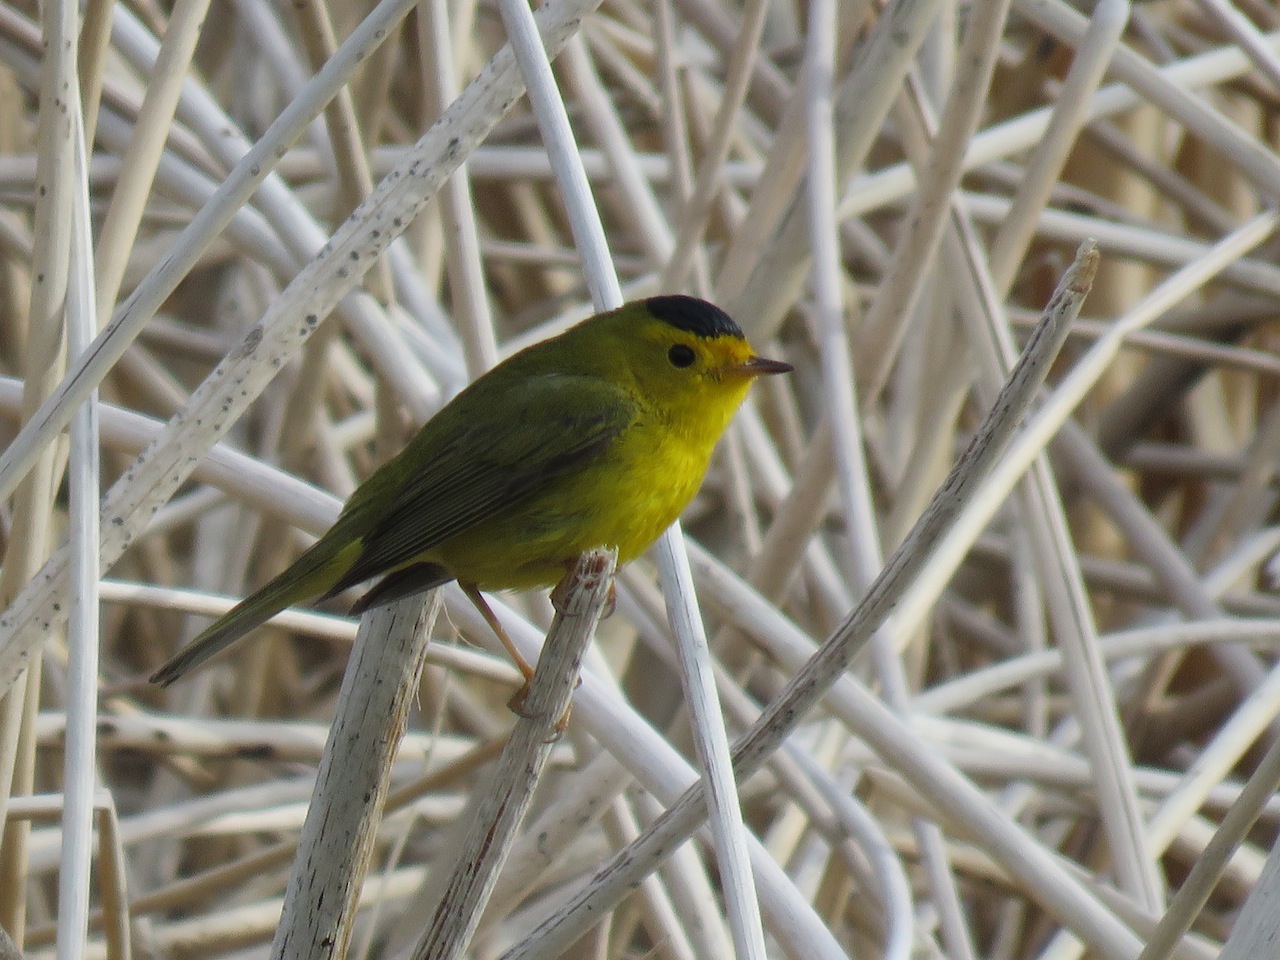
[668,344,696,368]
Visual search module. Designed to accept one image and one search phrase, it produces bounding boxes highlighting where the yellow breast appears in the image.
[431,385,746,591]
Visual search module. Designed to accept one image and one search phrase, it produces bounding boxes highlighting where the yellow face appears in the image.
[621,316,789,438]
[541,295,791,450]
[638,317,755,383]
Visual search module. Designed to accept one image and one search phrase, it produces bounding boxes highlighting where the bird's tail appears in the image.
[150,539,359,686]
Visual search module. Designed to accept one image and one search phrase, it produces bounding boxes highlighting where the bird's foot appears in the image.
[507,682,572,737]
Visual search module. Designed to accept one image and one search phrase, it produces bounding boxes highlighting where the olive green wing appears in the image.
[323,373,636,596]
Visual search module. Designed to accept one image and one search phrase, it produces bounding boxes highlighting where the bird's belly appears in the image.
[431,419,712,591]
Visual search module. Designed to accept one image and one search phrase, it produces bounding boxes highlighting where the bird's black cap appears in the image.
[646,295,744,340]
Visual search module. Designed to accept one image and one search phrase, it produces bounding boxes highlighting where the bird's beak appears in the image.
[733,355,793,377]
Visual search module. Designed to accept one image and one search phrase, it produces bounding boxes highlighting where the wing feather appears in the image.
[324,373,634,595]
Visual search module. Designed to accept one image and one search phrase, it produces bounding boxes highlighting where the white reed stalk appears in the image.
[559,36,674,264]
[722,0,942,332]
[406,553,613,960]
[1193,0,1280,92]
[1015,0,1280,195]
[1138,735,1280,960]
[495,1,767,957]
[93,0,212,318]
[1217,837,1280,960]
[503,247,1107,959]
[0,0,609,698]
[851,0,1014,402]
[838,32,1280,221]
[940,123,1165,911]
[419,0,497,377]
[893,214,1279,644]
[654,526,767,960]
[0,0,424,505]
[788,746,914,960]
[441,585,849,960]
[986,0,1129,293]
[495,0,620,310]
[54,7,103,958]
[659,0,767,290]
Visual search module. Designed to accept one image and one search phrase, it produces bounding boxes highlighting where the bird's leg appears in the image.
[548,567,576,611]
[460,583,537,716]
[542,564,615,733]
[603,579,617,619]
[550,563,615,616]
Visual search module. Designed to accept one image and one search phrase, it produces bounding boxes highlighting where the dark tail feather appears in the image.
[151,541,352,686]
[151,596,288,686]
[346,562,453,615]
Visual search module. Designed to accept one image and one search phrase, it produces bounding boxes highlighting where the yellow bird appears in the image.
[152,295,791,686]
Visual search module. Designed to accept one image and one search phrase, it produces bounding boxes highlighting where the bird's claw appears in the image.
[507,677,577,736]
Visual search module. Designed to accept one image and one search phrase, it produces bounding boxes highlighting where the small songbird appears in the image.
[151,295,791,686]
